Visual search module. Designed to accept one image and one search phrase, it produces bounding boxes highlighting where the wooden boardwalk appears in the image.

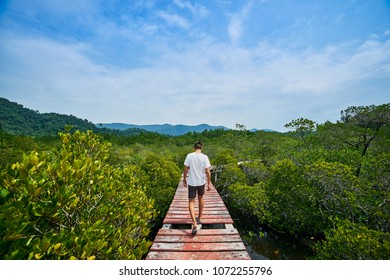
[146,177,251,260]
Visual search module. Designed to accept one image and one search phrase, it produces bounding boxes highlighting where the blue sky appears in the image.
[0,0,389,131]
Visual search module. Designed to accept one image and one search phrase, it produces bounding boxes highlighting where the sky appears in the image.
[0,0,389,131]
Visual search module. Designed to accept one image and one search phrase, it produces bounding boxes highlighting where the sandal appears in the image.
[191,225,198,235]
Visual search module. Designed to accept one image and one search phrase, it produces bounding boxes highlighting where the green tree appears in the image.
[285,118,316,144]
[0,130,156,259]
[252,131,279,165]
[318,104,390,176]
[0,133,38,169]
[227,182,268,225]
[265,159,322,235]
[305,161,362,225]
[215,163,246,197]
[235,123,247,131]
[138,153,181,221]
[359,153,390,232]
[239,161,269,186]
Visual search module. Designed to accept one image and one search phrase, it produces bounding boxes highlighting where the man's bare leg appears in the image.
[189,198,197,228]
[198,195,204,223]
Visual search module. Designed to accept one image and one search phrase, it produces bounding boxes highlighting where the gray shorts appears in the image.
[188,184,205,199]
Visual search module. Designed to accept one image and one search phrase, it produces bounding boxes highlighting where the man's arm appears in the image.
[205,167,211,191]
[183,165,189,188]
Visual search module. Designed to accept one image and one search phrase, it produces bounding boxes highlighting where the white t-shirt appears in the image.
[184,152,211,186]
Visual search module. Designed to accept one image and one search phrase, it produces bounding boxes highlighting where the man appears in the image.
[183,140,211,234]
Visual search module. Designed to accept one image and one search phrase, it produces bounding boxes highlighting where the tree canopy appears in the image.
[1,102,389,260]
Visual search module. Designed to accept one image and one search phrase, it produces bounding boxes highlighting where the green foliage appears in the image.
[341,104,390,129]
[239,161,269,186]
[210,148,237,166]
[359,153,390,232]
[280,144,361,169]
[285,117,316,143]
[227,182,268,224]
[0,98,97,136]
[250,131,280,165]
[360,153,390,190]
[0,130,156,259]
[318,103,390,176]
[0,132,38,168]
[305,161,362,224]
[138,153,181,220]
[215,163,245,196]
[265,159,322,235]
[313,219,390,260]
[1,101,389,260]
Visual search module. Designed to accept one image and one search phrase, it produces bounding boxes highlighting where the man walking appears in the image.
[183,140,211,234]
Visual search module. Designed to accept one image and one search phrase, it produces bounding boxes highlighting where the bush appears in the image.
[138,153,181,220]
[313,219,390,259]
[239,161,269,186]
[215,163,246,197]
[0,133,38,168]
[265,159,322,235]
[227,182,268,224]
[359,153,390,232]
[0,130,156,259]
[305,161,362,225]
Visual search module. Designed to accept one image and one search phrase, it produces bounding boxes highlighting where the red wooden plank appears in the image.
[146,251,251,260]
[170,199,225,202]
[154,234,242,243]
[167,210,230,215]
[168,208,228,213]
[167,208,228,213]
[171,201,223,205]
[150,242,246,251]
[168,205,227,210]
[165,214,232,219]
[172,194,221,199]
[170,206,227,210]
[163,218,233,224]
[170,202,225,205]
[174,193,220,196]
[156,228,239,236]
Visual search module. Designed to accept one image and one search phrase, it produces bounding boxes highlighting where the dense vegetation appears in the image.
[1,101,389,259]
[0,98,97,136]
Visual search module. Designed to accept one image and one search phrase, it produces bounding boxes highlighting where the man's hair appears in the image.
[194,140,203,150]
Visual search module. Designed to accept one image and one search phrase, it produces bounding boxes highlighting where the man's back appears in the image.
[184,152,211,186]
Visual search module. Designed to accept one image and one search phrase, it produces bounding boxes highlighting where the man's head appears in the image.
[194,140,203,150]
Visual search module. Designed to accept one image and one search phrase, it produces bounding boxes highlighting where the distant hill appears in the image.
[99,123,229,136]
[0,97,96,136]
[1,97,269,136]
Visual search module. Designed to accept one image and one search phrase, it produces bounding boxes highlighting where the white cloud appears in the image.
[227,1,253,44]
[174,0,196,13]
[157,11,190,29]
[1,27,389,131]
[173,0,209,17]
[228,17,242,45]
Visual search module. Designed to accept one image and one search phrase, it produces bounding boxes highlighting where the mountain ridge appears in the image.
[0,97,234,136]
[99,123,229,136]
[1,97,277,136]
